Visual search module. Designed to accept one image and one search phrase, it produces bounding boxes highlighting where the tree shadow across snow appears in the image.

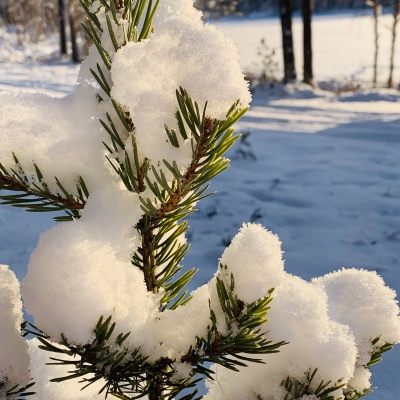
[318,118,400,143]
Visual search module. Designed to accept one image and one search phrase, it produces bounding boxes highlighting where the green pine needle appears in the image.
[0,159,88,221]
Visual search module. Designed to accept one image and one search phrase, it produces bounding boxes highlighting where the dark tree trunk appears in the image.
[372,0,379,87]
[302,0,313,85]
[279,0,296,83]
[69,9,80,63]
[58,0,67,55]
[388,0,400,88]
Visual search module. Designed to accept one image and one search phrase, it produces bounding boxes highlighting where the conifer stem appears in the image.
[147,373,164,400]
[141,216,158,293]
[135,117,214,293]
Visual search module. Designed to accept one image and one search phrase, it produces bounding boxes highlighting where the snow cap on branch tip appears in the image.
[265,274,358,385]
[218,223,285,303]
[0,265,30,392]
[347,366,372,393]
[312,267,400,362]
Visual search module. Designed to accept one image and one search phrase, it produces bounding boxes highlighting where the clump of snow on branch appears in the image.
[22,185,158,346]
[263,275,357,388]
[0,86,108,194]
[218,223,285,302]
[204,224,400,399]
[313,268,400,365]
[111,15,251,171]
[0,265,30,394]
[347,365,372,393]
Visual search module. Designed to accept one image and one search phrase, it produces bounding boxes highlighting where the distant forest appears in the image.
[194,0,394,16]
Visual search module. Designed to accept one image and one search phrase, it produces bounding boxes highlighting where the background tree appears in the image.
[279,0,297,82]
[302,0,313,84]
[68,0,89,62]
[58,0,67,55]
[387,0,400,88]
[0,0,88,61]
[367,0,381,86]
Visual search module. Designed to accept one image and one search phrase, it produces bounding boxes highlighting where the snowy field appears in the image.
[216,11,400,85]
[1,10,400,399]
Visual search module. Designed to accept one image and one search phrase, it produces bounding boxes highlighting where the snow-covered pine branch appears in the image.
[0,0,399,399]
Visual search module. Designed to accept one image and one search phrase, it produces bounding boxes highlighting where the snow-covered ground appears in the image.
[0,10,400,399]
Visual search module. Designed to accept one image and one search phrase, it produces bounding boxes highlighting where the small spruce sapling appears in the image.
[0,1,400,399]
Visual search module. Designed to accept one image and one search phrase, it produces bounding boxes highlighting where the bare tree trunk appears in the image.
[69,4,80,63]
[32,0,41,43]
[302,0,313,85]
[279,0,296,83]
[372,0,379,87]
[58,0,68,55]
[388,0,400,88]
